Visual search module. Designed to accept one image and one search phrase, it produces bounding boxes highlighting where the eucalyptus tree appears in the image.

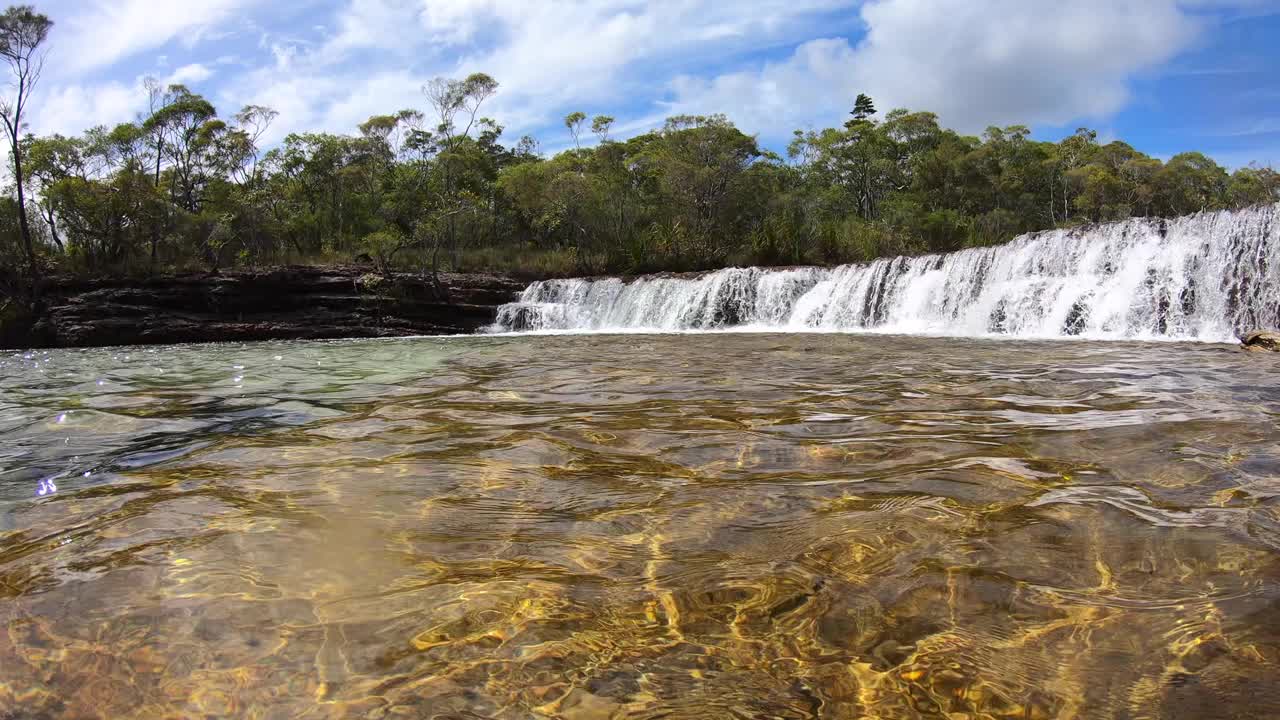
[1156,152,1230,216]
[591,115,614,144]
[21,129,120,252]
[142,85,218,213]
[1228,164,1280,208]
[354,110,427,265]
[651,114,762,264]
[22,133,84,251]
[1050,127,1098,223]
[142,77,172,186]
[32,129,161,268]
[0,4,52,293]
[564,111,586,151]
[421,73,499,275]
[233,104,278,185]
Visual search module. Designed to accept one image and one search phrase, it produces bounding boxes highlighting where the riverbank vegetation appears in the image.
[3,5,1279,304]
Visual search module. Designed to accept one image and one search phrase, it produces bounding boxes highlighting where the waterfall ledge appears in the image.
[493,204,1280,342]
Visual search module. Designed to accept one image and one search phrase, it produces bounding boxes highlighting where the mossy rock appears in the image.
[357,272,386,291]
[1241,331,1280,352]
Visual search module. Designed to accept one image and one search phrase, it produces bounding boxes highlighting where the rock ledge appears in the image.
[1242,331,1280,352]
[2,266,527,349]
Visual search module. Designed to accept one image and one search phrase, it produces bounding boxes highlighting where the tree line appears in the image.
[3,6,1279,305]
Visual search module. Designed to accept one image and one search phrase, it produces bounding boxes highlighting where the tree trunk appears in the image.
[43,203,62,252]
[150,146,163,273]
[1048,171,1057,225]
[11,134,40,300]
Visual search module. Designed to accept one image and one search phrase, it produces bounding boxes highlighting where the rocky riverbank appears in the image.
[1,266,527,349]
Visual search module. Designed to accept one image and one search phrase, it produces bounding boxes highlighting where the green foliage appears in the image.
[1228,165,1280,207]
[851,93,877,122]
[564,111,587,150]
[12,66,1275,282]
[361,229,406,275]
[0,4,51,49]
[591,115,614,143]
[1,4,54,297]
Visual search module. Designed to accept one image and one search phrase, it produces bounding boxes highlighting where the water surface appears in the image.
[2,334,1279,718]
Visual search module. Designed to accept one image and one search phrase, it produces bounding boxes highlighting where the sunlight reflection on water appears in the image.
[0,334,1278,718]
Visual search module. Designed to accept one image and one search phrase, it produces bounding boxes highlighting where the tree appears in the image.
[1156,152,1229,216]
[851,93,876,122]
[652,114,762,264]
[0,4,52,296]
[1052,128,1097,222]
[423,73,498,153]
[591,115,614,144]
[564,111,587,151]
[233,104,278,184]
[141,77,170,186]
[1227,164,1280,208]
[422,73,500,279]
[142,86,219,213]
[23,132,90,252]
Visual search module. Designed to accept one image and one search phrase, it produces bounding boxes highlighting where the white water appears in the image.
[493,204,1280,342]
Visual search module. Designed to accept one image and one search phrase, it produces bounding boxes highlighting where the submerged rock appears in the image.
[1241,330,1280,351]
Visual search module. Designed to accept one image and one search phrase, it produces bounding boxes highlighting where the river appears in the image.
[2,332,1278,718]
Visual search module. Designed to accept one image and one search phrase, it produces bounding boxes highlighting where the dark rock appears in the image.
[1242,330,1280,352]
[2,266,527,350]
[1062,299,1090,335]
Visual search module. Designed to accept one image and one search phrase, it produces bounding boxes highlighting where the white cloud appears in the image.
[667,0,1205,137]
[439,0,856,110]
[316,70,425,134]
[222,0,861,143]
[15,0,1269,157]
[167,63,215,86]
[46,0,259,75]
[664,38,859,136]
[318,0,428,59]
[33,83,143,137]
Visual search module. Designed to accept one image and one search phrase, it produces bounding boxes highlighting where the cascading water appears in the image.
[492,204,1280,341]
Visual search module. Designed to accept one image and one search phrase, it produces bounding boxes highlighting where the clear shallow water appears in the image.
[2,334,1279,719]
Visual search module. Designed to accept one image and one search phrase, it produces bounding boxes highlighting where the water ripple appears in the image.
[1,334,1278,718]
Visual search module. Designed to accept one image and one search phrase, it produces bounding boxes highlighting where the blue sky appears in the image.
[26,0,1280,166]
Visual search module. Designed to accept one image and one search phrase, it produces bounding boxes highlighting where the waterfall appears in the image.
[492,204,1280,341]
